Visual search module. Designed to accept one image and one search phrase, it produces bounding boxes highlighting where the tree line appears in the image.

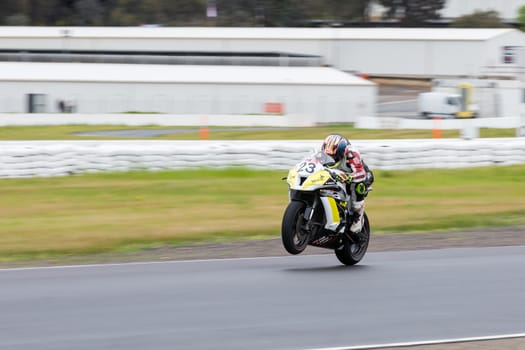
[0,0,448,27]
[0,0,514,28]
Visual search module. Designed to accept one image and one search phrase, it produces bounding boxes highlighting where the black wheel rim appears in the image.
[350,227,369,260]
[293,209,309,249]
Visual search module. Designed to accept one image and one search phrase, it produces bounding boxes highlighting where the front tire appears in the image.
[281,201,310,255]
[335,213,370,265]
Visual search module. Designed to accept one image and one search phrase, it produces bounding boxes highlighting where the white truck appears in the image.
[418,86,478,119]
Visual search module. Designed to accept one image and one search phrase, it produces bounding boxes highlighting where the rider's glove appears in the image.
[356,182,368,195]
[336,172,352,183]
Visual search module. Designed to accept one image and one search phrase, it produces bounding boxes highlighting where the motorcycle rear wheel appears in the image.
[335,213,370,265]
[281,200,310,255]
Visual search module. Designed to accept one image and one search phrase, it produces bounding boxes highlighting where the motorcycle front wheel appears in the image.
[335,213,370,265]
[281,200,310,255]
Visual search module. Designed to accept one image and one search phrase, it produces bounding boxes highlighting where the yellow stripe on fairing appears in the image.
[327,197,340,223]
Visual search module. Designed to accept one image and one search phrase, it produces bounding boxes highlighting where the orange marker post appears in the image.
[199,115,209,140]
[432,117,443,139]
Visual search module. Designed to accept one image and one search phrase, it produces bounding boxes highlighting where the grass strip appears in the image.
[1,166,525,262]
[0,124,516,140]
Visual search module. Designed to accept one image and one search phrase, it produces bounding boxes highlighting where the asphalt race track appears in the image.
[1,246,524,350]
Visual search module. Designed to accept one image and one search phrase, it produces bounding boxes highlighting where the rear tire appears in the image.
[281,201,309,255]
[335,213,370,265]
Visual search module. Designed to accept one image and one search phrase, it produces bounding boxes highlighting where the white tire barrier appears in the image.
[0,139,524,178]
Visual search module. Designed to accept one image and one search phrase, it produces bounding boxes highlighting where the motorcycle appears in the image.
[281,151,370,265]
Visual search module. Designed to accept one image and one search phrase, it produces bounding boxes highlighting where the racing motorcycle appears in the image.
[281,151,370,265]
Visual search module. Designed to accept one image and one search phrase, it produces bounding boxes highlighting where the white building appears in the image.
[0,62,376,124]
[1,27,524,78]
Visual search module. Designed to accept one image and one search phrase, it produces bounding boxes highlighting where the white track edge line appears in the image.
[308,333,525,350]
[1,245,520,272]
[0,254,317,272]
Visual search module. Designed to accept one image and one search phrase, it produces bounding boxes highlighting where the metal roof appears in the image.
[0,62,375,86]
[0,27,517,41]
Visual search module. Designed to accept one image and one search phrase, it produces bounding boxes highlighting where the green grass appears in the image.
[1,166,525,262]
[0,124,516,140]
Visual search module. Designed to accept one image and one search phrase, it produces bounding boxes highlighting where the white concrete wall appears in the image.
[1,139,524,178]
[356,116,521,129]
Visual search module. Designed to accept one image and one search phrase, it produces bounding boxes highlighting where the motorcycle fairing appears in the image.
[320,196,340,231]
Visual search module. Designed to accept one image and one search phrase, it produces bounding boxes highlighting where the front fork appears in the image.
[302,197,318,231]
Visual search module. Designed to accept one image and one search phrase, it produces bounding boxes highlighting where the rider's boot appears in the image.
[350,200,365,234]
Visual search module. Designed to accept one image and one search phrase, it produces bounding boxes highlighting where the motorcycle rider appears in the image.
[320,133,374,235]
